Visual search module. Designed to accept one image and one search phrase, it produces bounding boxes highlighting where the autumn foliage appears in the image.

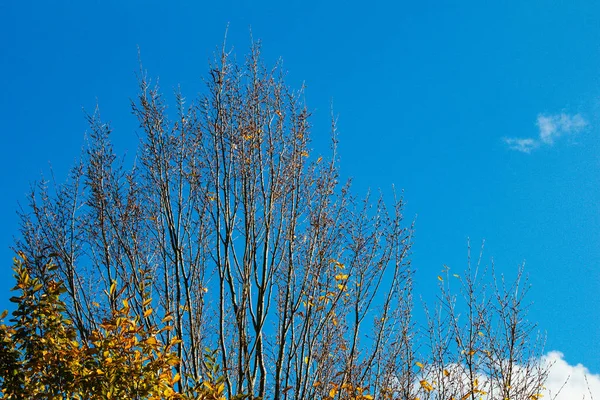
[0,254,229,399]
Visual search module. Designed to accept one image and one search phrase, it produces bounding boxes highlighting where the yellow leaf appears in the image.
[437,276,443,282]
[444,369,450,377]
[420,380,433,392]
[143,308,153,317]
[167,357,179,366]
[172,373,181,383]
[329,388,338,398]
[415,361,424,369]
[109,281,116,295]
[335,274,349,281]
[453,274,460,278]
[304,356,309,364]
[145,336,158,346]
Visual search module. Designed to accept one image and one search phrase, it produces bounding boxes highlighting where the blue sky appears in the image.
[1,0,599,389]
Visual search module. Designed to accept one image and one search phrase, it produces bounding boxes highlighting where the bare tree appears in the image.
[15,42,415,400]
[417,243,549,400]
[14,41,553,400]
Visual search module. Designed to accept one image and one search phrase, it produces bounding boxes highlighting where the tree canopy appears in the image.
[1,43,549,400]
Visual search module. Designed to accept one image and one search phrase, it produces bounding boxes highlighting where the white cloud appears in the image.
[504,112,588,153]
[541,351,600,400]
[412,352,599,399]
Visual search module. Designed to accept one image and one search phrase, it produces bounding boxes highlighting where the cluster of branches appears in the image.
[7,42,550,400]
[416,249,549,400]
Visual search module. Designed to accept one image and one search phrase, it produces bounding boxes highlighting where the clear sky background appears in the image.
[1,1,599,395]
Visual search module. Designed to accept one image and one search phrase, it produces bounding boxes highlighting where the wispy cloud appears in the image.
[504,112,588,153]
[503,137,540,153]
[537,113,588,144]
